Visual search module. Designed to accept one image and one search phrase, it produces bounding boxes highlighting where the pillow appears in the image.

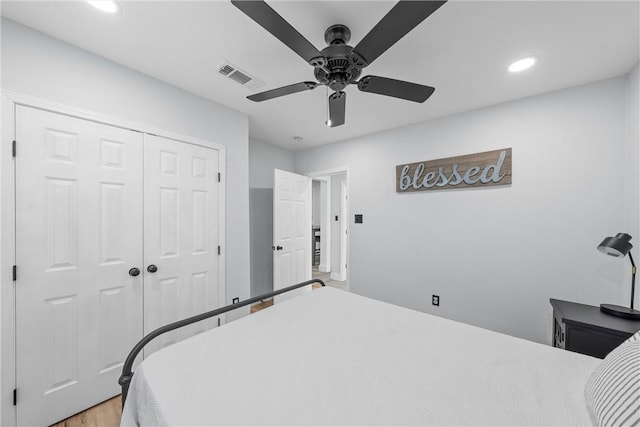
[585,337,640,426]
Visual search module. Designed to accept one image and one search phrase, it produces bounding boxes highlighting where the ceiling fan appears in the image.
[231,0,447,127]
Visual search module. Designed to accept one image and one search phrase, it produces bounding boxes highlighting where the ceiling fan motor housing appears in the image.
[315,25,363,91]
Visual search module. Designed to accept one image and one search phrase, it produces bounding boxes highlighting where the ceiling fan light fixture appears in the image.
[508,56,537,73]
[87,0,121,14]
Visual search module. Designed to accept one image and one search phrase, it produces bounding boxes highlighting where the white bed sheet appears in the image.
[121,287,600,426]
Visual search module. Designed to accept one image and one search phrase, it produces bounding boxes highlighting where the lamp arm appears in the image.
[629,252,636,310]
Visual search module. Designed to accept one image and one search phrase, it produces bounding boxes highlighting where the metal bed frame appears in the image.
[118,279,325,407]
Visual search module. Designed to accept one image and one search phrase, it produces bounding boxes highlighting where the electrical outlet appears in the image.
[233,297,240,304]
[432,295,440,306]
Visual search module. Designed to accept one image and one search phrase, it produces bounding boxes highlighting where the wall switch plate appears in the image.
[355,214,363,224]
[233,297,240,304]
[432,295,440,306]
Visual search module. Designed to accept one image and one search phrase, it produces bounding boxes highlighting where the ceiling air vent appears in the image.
[217,61,265,90]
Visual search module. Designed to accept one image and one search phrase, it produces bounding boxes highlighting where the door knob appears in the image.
[147,264,158,273]
[276,245,283,251]
[128,267,140,277]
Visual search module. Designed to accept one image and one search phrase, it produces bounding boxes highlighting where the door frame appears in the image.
[0,91,227,426]
[311,176,331,273]
[306,167,350,288]
[339,180,348,282]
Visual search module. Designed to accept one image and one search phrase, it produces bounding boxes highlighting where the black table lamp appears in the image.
[597,233,640,319]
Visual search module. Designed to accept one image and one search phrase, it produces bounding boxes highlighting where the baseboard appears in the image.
[330,272,343,281]
[319,264,330,273]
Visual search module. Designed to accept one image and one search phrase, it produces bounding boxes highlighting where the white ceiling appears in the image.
[2,1,639,150]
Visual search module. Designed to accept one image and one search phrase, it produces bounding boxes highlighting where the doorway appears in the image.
[310,170,349,291]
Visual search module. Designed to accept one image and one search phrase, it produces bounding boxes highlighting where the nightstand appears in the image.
[550,298,640,359]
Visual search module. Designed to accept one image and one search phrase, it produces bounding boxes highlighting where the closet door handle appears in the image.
[128,268,140,277]
[147,264,158,273]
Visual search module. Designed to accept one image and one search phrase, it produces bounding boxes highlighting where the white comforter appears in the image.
[121,287,599,426]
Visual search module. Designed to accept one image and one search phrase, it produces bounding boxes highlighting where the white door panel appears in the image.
[143,134,221,354]
[273,169,311,302]
[15,106,144,426]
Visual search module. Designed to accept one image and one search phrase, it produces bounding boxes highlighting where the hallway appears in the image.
[312,266,347,291]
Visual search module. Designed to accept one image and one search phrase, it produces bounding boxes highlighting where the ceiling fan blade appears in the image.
[358,76,435,103]
[351,1,447,67]
[231,1,325,67]
[328,91,346,127]
[248,82,318,102]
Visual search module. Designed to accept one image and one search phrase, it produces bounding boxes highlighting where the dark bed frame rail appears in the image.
[118,279,325,407]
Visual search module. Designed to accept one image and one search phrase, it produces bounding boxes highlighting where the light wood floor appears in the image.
[52,296,287,426]
[51,395,121,427]
[312,268,348,291]
[250,298,274,313]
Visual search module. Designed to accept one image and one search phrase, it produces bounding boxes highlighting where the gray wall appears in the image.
[295,72,640,345]
[249,139,295,296]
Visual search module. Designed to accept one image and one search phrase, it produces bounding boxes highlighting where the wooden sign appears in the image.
[396,148,512,193]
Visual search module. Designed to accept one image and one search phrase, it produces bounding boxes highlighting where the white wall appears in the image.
[248,138,295,296]
[296,74,639,345]
[1,18,250,424]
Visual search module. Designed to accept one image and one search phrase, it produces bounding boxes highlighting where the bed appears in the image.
[120,281,638,426]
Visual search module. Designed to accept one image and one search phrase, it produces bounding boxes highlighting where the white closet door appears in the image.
[143,134,221,354]
[15,106,144,426]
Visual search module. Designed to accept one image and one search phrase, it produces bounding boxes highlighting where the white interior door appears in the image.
[143,134,222,354]
[15,106,144,426]
[273,169,311,302]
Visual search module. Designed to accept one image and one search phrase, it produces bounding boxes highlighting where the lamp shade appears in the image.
[597,233,633,258]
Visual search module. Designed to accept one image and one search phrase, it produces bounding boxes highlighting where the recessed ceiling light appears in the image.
[293,136,304,142]
[508,56,537,73]
[87,0,121,14]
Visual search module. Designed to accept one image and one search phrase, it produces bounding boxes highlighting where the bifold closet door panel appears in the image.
[143,134,221,355]
[14,106,144,427]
